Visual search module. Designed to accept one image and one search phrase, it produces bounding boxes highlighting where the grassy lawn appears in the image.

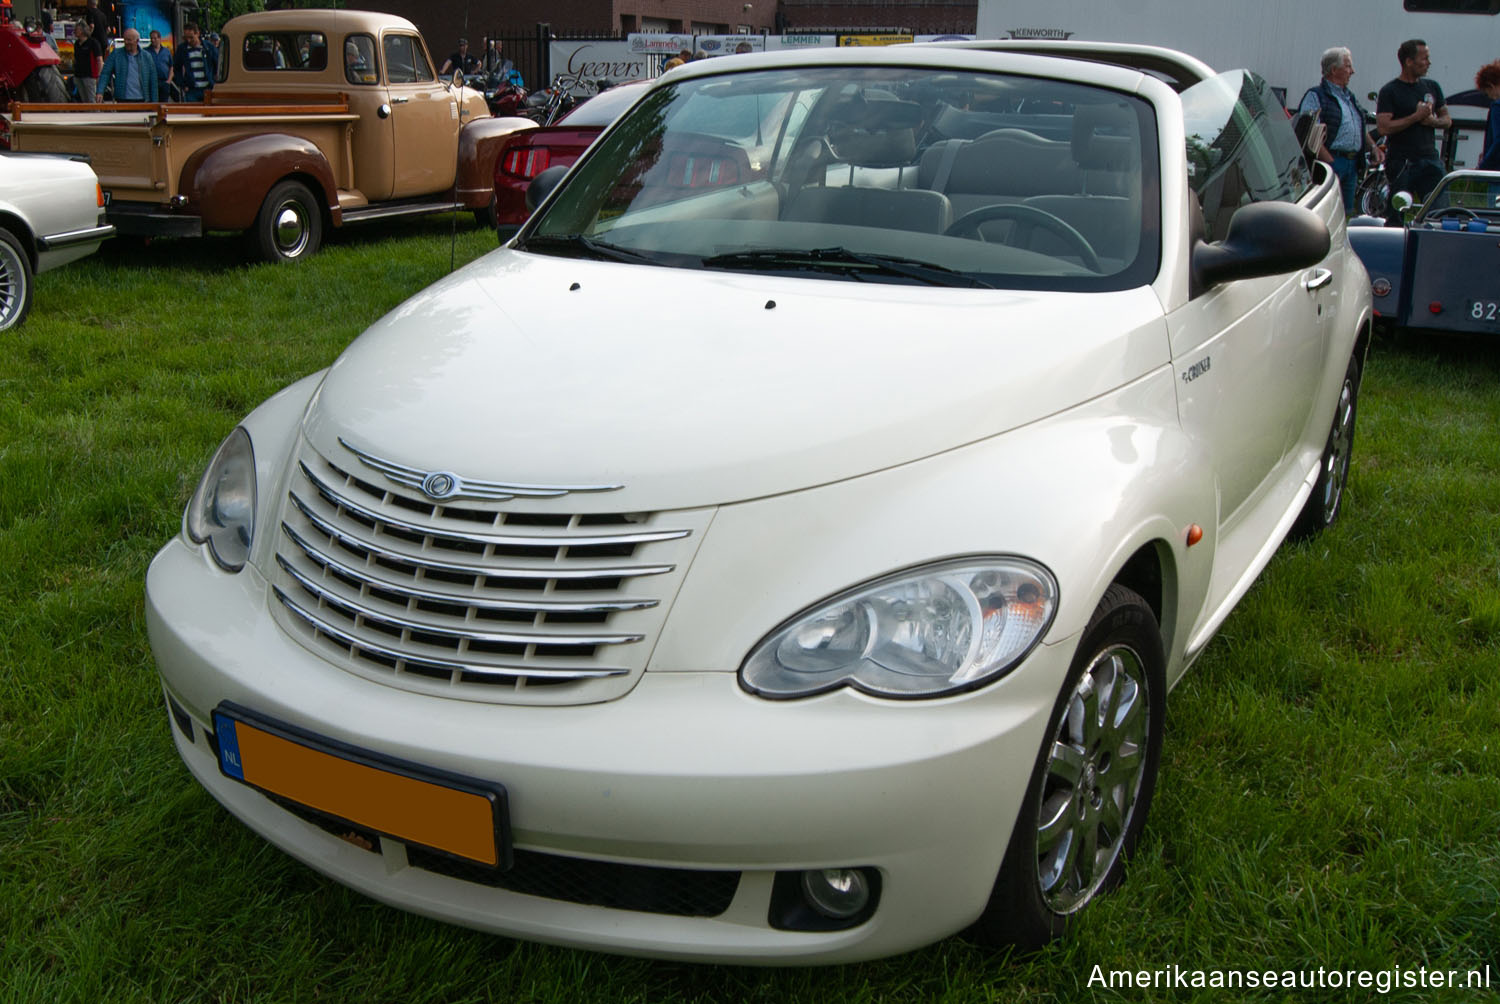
[1,224,1496,1003]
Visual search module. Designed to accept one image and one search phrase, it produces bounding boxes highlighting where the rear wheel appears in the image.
[251,180,322,263]
[20,65,69,104]
[972,584,1164,951]
[1292,354,1360,538]
[473,193,498,230]
[0,227,35,330]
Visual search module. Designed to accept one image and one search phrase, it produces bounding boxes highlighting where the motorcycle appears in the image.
[464,69,529,118]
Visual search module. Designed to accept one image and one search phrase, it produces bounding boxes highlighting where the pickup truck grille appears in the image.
[270,437,707,705]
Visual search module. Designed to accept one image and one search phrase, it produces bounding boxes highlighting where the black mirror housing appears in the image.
[1192,201,1331,291]
[526,164,571,212]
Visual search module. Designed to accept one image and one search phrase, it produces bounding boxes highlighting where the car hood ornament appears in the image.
[339,437,622,502]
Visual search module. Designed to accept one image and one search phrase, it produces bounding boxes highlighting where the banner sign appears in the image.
[694,35,765,57]
[838,34,914,47]
[627,33,694,55]
[551,41,651,90]
[765,34,838,50]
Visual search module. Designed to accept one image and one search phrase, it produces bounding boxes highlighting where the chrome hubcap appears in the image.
[0,240,23,329]
[1036,644,1150,913]
[1322,378,1355,521]
[273,203,310,258]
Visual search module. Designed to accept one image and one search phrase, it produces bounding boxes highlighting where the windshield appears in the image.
[522,65,1160,291]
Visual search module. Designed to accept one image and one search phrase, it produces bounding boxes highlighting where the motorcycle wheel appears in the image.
[1358,177,1389,219]
[20,65,69,104]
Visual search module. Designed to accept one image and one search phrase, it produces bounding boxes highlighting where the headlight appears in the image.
[185,426,257,572]
[740,558,1057,699]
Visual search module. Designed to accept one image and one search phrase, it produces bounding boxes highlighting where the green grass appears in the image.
[2,227,1498,1003]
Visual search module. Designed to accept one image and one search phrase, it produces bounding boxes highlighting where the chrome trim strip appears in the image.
[36,224,117,251]
[287,493,675,580]
[277,555,645,647]
[274,588,630,679]
[300,462,689,548]
[339,436,623,500]
[280,523,658,614]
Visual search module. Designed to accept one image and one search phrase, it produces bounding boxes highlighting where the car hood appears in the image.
[303,250,1170,511]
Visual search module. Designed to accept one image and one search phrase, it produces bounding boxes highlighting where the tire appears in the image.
[0,227,34,331]
[1292,354,1360,538]
[251,180,323,263]
[20,65,69,104]
[972,584,1165,952]
[473,193,498,230]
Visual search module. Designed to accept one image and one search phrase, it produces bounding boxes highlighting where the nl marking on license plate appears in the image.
[212,703,510,868]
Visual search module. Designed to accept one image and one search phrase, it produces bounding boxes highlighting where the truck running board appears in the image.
[340,201,467,224]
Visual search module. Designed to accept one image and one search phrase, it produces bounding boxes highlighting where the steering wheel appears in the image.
[944,204,1102,272]
[1426,206,1478,222]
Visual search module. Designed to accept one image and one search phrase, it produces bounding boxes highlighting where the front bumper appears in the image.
[146,536,1075,964]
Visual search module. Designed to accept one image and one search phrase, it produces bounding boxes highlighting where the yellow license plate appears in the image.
[212,704,509,868]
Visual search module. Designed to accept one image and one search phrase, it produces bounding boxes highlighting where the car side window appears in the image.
[242,31,327,72]
[383,34,434,84]
[344,34,377,85]
[1181,70,1312,242]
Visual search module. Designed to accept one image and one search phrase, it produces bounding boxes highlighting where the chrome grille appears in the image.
[271,437,708,704]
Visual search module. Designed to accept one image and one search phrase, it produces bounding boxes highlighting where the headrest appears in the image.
[825,90,923,167]
[1072,104,1137,166]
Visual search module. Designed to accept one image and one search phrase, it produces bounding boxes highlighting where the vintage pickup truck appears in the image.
[7,10,534,261]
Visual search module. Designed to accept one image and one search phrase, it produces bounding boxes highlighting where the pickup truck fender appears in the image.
[1346,220,1407,323]
[180,134,340,232]
[456,116,537,208]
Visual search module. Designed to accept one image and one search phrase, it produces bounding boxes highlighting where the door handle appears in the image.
[1303,268,1333,291]
[391,96,410,104]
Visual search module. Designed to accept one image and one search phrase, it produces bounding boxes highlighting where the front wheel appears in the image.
[972,584,1164,952]
[0,227,35,331]
[1292,354,1360,538]
[20,65,69,104]
[251,180,323,263]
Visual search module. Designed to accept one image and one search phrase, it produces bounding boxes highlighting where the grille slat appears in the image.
[271,438,703,702]
[277,555,644,648]
[300,462,691,550]
[274,586,631,679]
[288,491,676,581]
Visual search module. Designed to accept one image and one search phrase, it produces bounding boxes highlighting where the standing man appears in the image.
[98,28,160,102]
[71,19,103,102]
[1377,39,1451,214]
[82,0,110,48]
[173,22,216,102]
[1299,47,1383,215]
[440,38,476,77]
[146,28,172,98]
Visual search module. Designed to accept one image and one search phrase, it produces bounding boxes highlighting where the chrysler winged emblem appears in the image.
[339,437,622,502]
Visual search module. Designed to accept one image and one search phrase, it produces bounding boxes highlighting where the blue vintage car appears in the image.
[1348,170,1500,333]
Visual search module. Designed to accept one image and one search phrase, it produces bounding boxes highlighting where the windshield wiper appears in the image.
[516,233,656,265]
[700,247,995,288]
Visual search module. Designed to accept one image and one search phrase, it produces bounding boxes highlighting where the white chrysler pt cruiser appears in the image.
[146,42,1371,963]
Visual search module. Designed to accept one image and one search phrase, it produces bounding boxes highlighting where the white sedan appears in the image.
[146,41,1371,963]
[0,151,114,329]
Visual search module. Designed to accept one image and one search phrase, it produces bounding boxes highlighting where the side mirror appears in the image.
[1192,201,1330,290]
[526,164,570,211]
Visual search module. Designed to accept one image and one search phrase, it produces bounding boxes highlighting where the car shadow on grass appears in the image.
[91,214,493,273]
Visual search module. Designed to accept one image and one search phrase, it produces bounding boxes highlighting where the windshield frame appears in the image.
[518,62,1163,293]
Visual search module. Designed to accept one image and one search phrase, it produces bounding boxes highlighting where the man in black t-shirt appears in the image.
[1377,38,1451,218]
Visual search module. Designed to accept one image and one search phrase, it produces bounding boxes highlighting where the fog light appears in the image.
[769,866,881,930]
[801,868,870,919]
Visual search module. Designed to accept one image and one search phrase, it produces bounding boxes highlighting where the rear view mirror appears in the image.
[1192,201,1330,290]
[526,164,570,211]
